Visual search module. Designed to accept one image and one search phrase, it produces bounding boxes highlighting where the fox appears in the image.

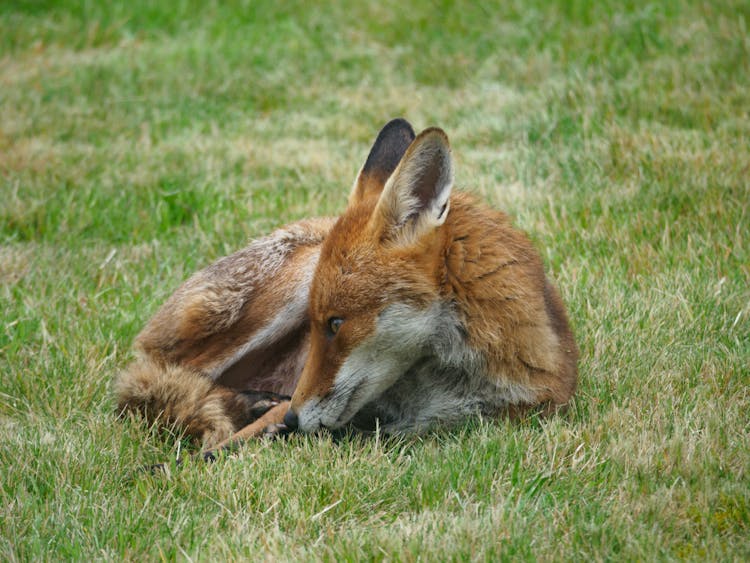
[115,118,578,458]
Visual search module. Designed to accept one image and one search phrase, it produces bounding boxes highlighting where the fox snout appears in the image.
[282,408,299,430]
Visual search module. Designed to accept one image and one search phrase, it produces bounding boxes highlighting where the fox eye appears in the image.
[326,317,344,338]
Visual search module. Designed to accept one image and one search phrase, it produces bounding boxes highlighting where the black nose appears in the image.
[283,408,298,430]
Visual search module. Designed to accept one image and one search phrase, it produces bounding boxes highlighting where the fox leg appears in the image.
[144,402,290,471]
[199,401,291,461]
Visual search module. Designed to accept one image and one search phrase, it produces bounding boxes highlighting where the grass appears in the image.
[1,0,748,559]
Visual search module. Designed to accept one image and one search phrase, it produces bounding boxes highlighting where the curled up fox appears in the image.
[116,119,578,459]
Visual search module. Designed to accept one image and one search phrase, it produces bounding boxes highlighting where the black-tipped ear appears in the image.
[361,119,416,185]
[350,119,416,204]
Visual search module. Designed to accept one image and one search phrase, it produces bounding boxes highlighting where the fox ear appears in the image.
[349,118,416,204]
[371,127,453,245]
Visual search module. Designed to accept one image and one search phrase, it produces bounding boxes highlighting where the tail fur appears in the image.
[115,357,286,448]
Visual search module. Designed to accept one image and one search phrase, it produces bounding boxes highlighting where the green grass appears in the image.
[1,0,748,559]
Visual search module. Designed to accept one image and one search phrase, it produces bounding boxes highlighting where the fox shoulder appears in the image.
[442,193,577,403]
[442,192,529,293]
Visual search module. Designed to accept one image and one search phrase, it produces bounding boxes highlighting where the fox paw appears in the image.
[249,399,281,419]
[140,457,184,475]
[241,391,291,420]
[262,423,291,440]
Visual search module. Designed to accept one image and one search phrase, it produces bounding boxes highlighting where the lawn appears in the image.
[1,0,748,559]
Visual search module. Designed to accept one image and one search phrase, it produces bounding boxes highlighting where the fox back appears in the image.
[287,122,578,433]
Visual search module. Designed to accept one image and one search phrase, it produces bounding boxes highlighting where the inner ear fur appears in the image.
[371,127,454,245]
[350,118,416,204]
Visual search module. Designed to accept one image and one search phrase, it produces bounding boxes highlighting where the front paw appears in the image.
[248,399,281,419]
[262,423,292,439]
[242,391,291,420]
[140,457,184,475]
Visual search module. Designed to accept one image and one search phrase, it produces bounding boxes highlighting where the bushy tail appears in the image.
[115,357,285,448]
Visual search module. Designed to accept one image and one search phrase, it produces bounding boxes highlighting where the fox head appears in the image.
[286,119,456,432]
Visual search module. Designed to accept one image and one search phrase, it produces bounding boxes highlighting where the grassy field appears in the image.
[1,0,748,559]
